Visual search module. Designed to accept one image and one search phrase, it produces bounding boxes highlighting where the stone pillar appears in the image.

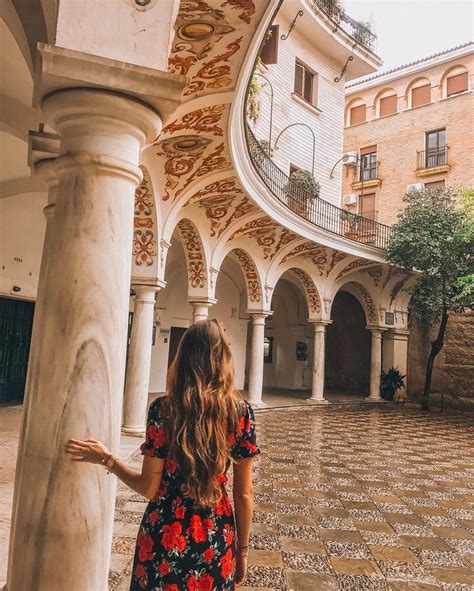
[367,327,386,401]
[122,283,161,435]
[247,312,270,406]
[7,89,162,591]
[383,329,410,393]
[189,298,215,323]
[308,321,330,402]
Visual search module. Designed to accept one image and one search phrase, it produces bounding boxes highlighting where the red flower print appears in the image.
[165,457,177,473]
[164,585,179,591]
[149,510,158,524]
[238,415,245,434]
[223,523,234,545]
[220,548,235,579]
[156,482,168,499]
[203,518,214,530]
[147,424,167,448]
[215,493,232,517]
[188,515,207,543]
[161,522,186,552]
[241,440,257,454]
[245,417,251,431]
[203,547,214,562]
[134,563,145,578]
[175,505,185,519]
[137,532,154,562]
[227,433,236,445]
[187,574,214,591]
[159,561,170,575]
[216,473,227,484]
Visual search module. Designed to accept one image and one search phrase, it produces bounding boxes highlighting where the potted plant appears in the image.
[380,367,406,401]
[340,209,360,239]
[284,169,320,218]
[247,75,262,126]
[353,20,372,47]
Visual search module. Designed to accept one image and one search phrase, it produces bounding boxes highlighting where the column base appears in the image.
[366,395,383,402]
[248,400,266,409]
[306,398,328,404]
[121,426,146,436]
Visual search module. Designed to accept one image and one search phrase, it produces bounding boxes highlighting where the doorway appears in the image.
[0,297,35,403]
[167,326,187,368]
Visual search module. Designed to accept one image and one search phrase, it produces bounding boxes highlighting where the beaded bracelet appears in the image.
[101,454,117,474]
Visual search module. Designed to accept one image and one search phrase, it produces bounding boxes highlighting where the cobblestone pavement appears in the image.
[110,405,474,591]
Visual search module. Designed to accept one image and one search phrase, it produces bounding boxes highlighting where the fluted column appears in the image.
[367,327,386,400]
[247,312,270,406]
[7,88,162,591]
[189,298,215,323]
[308,321,331,402]
[122,284,161,435]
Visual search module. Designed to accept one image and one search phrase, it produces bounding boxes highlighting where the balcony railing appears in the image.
[310,0,377,53]
[245,123,392,250]
[416,145,449,170]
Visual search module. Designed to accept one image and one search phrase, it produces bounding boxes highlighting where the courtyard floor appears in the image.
[2,402,474,590]
[111,405,474,591]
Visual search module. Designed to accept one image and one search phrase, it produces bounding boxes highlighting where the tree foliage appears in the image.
[386,186,473,408]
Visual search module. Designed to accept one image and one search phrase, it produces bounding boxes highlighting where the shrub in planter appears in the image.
[284,170,321,217]
[380,367,406,401]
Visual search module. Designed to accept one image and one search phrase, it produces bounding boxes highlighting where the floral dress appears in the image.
[130,397,260,591]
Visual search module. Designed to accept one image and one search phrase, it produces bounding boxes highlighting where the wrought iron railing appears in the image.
[416,145,448,170]
[310,0,377,53]
[245,123,392,250]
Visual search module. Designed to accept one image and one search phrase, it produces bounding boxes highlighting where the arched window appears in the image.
[407,78,431,109]
[375,88,398,117]
[346,98,366,127]
[442,65,469,98]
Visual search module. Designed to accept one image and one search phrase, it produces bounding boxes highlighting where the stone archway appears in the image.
[326,290,371,395]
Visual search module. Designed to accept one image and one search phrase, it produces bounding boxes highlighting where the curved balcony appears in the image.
[310,0,377,54]
[245,123,392,250]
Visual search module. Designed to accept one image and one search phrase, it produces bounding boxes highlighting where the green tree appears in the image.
[386,186,473,410]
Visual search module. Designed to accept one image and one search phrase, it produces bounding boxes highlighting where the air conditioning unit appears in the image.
[342,151,358,166]
[343,193,358,205]
[407,183,423,192]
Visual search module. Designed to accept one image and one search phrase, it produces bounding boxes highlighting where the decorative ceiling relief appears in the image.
[132,166,157,267]
[281,243,347,277]
[197,194,257,237]
[160,105,226,139]
[233,249,262,303]
[335,259,377,281]
[229,219,298,260]
[177,219,208,289]
[222,0,256,24]
[348,282,377,323]
[292,269,322,314]
[365,265,384,287]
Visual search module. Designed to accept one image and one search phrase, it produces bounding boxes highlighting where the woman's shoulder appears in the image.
[148,395,167,420]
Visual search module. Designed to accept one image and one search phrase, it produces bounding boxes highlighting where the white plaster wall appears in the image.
[0,193,46,300]
[55,0,179,71]
[252,15,345,206]
[148,260,248,393]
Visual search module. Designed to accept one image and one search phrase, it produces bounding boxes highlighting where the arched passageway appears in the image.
[326,290,370,395]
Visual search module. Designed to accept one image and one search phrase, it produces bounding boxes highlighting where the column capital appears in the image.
[308,319,332,329]
[188,297,217,307]
[387,328,410,339]
[34,44,187,123]
[246,310,273,323]
[366,325,388,335]
[131,278,165,292]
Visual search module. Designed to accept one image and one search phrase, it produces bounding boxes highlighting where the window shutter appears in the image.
[360,193,376,220]
[304,68,313,103]
[379,94,397,116]
[412,84,431,107]
[447,72,468,96]
[260,25,279,65]
[350,104,366,125]
[294,63,303,96]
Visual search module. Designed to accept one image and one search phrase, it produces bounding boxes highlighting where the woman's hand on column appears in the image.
[64,438,111,464]
[235,545,249,586]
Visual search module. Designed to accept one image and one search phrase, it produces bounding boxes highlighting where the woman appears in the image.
[65,319,259,590]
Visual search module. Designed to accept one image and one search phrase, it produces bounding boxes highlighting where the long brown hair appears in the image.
[163,319,241,506]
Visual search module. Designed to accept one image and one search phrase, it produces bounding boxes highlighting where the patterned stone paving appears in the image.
[110,406,474,590]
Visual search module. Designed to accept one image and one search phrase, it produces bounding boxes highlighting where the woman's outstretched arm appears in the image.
[64,438,164,500]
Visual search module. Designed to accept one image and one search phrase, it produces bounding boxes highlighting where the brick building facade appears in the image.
[343,42,474,401]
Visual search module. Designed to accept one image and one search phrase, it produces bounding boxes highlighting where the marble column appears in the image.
[308,321,330,402]
[367,327,386,400]
[383,329,410,393]
[122,284,161,435]
[7,89,162,591]
[247,312,270,407]
[189,299,215,323]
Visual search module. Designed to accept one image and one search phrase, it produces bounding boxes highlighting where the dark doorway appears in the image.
[325,291,370,394]
[0,297,35,403]
[167,327,187,368]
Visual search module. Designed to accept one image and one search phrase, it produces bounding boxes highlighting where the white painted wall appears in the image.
[0,192,46,300]
[251,14,345,207]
